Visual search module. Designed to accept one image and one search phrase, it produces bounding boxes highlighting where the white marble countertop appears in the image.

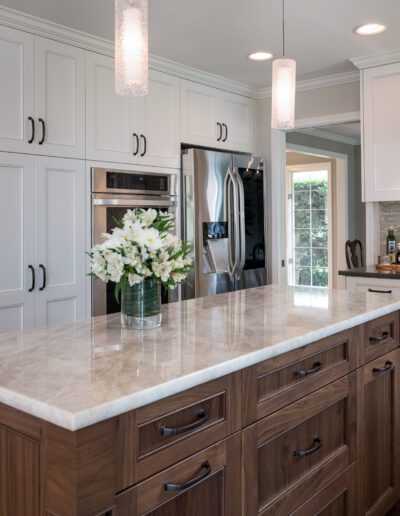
[1,285,400,431]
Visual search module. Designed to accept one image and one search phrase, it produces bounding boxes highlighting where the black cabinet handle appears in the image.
[161,410,208,437]
[368,288,392,294]
[294,362,322,378]
[217,122,222,142]
[373,361,393,374]
[369,331,390,342]
[38,118,45,145]
[39,264,46,291]
[294,437,322,457]
[140,134,147,157]
[164,461,211,492]
[28,265,35,292]
[133,133,139,156]
[222,123,228,142]
[28,117,35,144]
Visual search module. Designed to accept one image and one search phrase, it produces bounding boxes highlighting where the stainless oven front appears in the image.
[91,167,178,316]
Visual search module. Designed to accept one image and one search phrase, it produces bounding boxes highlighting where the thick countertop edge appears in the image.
[339,268,400,279]
[3,298,400,431]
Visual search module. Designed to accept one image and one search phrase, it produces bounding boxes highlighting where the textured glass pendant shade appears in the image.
[115,0,148,96]
[271,57,296,130]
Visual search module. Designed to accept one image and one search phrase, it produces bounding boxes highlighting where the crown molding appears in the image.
[258,70,360,98]
[351,49,400,70]
[298,127,360,146]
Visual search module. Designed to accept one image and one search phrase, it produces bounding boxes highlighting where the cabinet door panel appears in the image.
[135,70,180,168]
[222,93,254,153]
[358,349,400,515]
[181,79,221,148]
[0,26,34,153]
[363,63,400,201]
[86,52,133,163]
[0,153,35,332]
[35,37,85,158]
[35,157,86,326]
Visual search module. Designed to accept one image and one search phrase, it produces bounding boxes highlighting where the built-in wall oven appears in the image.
[91,167,178,316]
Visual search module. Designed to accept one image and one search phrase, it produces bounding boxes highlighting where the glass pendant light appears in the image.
[115,0,148,96]
[271,0,296,129]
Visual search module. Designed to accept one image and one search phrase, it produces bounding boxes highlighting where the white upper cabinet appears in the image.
[133,70,180,168]
[34,157,86,327]
[0,26,34,154]
[86,52,132,163]
[362,62,400,201]
[86,53,180,167]
[0,153,35,332]
[34,37,85,158]
[181,79,255,153]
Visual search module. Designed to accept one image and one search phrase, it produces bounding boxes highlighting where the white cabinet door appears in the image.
[86,52,133,164]
[181,80,222,148]
[221,93,254,153]
[0,153,35,332]
[363,63,400,201]
[34,157,86,327]
[134,70,180,168]
[34,37,85,158]
[0,26,34,154]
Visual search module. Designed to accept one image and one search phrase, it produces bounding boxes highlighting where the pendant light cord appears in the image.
[282,0,285,57]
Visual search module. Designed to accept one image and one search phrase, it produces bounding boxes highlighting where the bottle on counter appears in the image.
[387,227,396,256]
[396,243,400,265]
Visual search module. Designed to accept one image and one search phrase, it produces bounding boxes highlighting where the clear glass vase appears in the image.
[120,278,162,329]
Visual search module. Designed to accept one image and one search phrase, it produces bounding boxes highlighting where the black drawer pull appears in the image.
[161,410,208,437]
[133,133,139,156]
[217,122,222,142]
[294,362,322,378]
[164,461,211,492]
[28,116,35,143]
[38,118,45,145]
[28,265,35,292]
[368,288,392,294]
[369,331,390,342]
[39,264,47,291]
[373,361,393,374]
[294,437,322,457]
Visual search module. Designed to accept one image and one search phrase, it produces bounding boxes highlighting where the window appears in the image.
[287,163,332,288]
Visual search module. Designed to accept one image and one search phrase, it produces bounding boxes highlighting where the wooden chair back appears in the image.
[345,239,364,269]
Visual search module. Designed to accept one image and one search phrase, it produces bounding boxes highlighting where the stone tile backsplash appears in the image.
[380,202,400,255]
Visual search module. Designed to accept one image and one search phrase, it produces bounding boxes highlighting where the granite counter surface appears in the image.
[1,285,400,430]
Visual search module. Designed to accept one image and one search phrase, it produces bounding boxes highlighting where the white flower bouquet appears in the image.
[90,209,192,328]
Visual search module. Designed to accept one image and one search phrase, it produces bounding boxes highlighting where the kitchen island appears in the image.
[1,285,400,515]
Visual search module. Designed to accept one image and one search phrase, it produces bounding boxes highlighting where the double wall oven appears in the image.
[91,167,178,316]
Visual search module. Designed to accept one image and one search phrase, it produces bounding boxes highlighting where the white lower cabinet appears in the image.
[0,153,86,332]
[344,275,400,296]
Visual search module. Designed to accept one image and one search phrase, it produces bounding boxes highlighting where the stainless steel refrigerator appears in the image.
[181,148,267,300]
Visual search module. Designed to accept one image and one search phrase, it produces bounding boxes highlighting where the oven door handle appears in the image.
[93,198,176,207]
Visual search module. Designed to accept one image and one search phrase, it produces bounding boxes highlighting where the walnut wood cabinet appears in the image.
[0,313,400,515]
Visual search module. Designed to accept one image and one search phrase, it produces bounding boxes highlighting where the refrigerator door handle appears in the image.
[234,168,246,278]
[224,166,241,280]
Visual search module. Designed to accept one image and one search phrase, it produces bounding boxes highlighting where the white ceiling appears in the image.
[2,0,400,87]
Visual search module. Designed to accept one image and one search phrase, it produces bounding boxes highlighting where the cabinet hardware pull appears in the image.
[373,361,393,374]
[38,118,45,145]
[28,265,35,292]
[133,133,139,156]
[28,117,35,144]
[164,461,211,492]
[368,288,392,294]
[222,123,228,142]
[140,134,147,157]
[294,436,322,457]
[294,362,322,378]
[217,122,222,141]
[160,410,208,437]
[369,331,390,342]
[39,264,47,291]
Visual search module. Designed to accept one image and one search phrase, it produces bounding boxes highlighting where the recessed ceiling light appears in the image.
[248,51,274,61]
[354,23,387,36]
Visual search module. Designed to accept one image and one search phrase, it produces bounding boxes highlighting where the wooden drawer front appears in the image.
[243,374,357,516]
[364,312,399,364]
[115,434,241,516]
[291,463,356,516]
[117,374,241,488]
[243,329,358,425]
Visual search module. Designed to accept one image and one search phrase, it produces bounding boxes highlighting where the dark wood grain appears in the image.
[242,328,359,425]
[363,312,399,364]
[357,348,400,516]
